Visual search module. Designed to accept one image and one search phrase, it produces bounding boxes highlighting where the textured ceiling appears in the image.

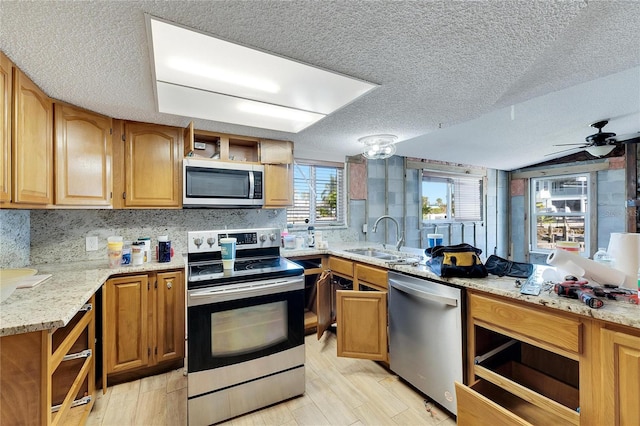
[1,1,639,170]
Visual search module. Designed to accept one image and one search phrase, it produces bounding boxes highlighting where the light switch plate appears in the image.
[86,236,99,251]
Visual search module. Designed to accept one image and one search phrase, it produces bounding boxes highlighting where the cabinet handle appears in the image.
[166,280,173,290]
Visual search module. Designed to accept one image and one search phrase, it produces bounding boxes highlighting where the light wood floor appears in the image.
[88,332,456,425]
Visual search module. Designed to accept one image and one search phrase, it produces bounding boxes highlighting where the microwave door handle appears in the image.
[248,171,255,199]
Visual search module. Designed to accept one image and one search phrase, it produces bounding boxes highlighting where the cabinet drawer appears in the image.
[469,293,581,355]
[329,257,353,278]
[355,264,387,289]
[456,380,576,426]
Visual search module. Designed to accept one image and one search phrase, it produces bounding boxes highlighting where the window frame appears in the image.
[421,171,484,223]
[529,173,591,255]
[286,159,346,230]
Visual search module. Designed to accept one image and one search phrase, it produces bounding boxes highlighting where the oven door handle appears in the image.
[190,279,296,298]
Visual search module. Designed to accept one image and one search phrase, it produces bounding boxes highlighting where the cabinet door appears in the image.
[601,328,640,425]
[260,140,293,164]
[336,290,388,362]
[316,270,332,340]
[0,52,11,203]
[155,270,185,364]
[12,67,52,204]
[124,122,181,207]
[105,275,149,374]
[264,163,293,207]
[54,103,112,206]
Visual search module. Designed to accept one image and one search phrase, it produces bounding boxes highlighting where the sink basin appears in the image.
[344,248,415,263]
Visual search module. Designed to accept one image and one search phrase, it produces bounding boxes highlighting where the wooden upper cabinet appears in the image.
[54,103,112,206]
[264,163,293,207]
[12,67,53,204]
[260,140,293,164]
[123,122,182,208]
[0,52,12,203]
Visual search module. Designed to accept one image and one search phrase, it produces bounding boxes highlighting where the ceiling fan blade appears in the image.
[553,143,589,147]
[544,147,581,156]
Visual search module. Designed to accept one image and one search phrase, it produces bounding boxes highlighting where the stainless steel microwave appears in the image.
[183,158,264,208]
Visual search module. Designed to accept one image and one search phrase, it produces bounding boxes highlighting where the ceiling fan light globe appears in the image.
[360,134,397,160]
[585,145,615,157]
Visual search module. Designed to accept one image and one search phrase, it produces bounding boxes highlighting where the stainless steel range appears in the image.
[186,227,305,426]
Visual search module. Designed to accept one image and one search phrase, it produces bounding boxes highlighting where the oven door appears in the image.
[187,276,304,373]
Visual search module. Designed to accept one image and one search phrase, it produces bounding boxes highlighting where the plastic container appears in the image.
[556,241,581,253]
[138,237,151,263]
[107,237,124,268]
[131,242,144,266]
[121,241,132,266]
[427,233,443,247]
[157,235,171,263]
[283,235,296,250]
[307,226,315,248]
[593,247,613,266]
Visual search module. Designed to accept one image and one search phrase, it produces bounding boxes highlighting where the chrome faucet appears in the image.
[372,215,405,251]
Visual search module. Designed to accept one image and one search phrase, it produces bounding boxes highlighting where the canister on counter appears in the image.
[157,235,171,263]
[138,237,151,263]
[121,241,132,266]
[107,236,123,268]
[131,241,144,266]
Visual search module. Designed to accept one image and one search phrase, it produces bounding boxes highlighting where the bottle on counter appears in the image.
[307,226,315,248]
[138,237,151,263]
[121,241,132,266]
[131,241,144,266]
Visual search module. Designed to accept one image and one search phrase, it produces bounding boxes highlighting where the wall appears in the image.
[0,210,30,268]
[348,156,498,257]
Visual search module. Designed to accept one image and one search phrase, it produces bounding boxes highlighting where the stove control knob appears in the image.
[259,234,267,242]
[207,237,215,247]
[269,233,276,242]
[194,237,203,248]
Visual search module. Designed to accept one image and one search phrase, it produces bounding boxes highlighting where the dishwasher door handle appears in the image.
[389,279,458,307]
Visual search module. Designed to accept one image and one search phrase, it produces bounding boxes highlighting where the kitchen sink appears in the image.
[343,248,420,264]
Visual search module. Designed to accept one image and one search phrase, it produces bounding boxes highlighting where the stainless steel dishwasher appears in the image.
[388,271,464,416]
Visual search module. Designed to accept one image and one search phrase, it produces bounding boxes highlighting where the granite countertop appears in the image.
[282,243,640,330]
[0,257,185,337]
[2,243,637,337]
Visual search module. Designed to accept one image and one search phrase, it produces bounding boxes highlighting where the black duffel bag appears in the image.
[425,243,488,278]
[484,255,533,279]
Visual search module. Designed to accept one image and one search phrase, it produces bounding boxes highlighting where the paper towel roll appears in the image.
[546,249,627,286]
[607,232,640,289]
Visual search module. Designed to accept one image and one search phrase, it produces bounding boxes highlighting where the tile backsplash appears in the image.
[0,210,30,268]
[29,208,287,265]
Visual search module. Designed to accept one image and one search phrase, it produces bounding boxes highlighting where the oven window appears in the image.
[188,289,304,372]
[211,301,288,356]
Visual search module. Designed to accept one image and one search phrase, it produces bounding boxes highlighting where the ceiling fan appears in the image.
[548,119,640,158]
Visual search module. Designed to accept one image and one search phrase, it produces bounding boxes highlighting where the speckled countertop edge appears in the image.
[0,257,185,337]
[284,243,640,330]
[2,244,637,337]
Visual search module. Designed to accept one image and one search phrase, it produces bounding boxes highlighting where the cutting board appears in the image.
[0,268,40,302]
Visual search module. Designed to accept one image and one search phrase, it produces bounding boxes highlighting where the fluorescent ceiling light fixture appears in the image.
[147,16,377,133]
[166,57,280,94]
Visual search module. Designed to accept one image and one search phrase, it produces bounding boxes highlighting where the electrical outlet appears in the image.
[86,236,99,251]
[362,223,368,234]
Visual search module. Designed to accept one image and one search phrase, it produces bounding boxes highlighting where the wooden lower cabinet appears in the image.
[103,269,184,386]
[0,295,96,426]
[598,325,640,425]
[459,290,640,426]
[318,256,388,362]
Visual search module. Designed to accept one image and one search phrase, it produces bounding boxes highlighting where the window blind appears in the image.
[287,162,345,226]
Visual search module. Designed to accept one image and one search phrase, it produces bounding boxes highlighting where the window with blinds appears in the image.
[422,173,483,221]
[287,160,345,226]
